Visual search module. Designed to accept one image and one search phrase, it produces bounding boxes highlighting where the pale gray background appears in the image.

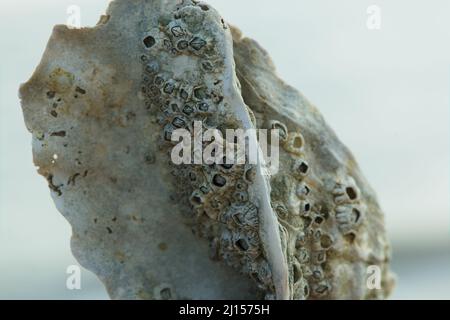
[0,0,449,299]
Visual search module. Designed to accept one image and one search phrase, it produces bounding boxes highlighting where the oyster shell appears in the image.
[19,0,394,299]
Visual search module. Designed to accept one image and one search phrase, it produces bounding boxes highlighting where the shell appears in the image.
[19,0,394,300]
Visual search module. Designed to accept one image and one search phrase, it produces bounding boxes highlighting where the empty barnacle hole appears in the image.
[352,208,362,223]
[46,91,56,99]
[344,232,357,243]
[299,200,312,217]
[312,229,322,242]
[319,234,334,250]
[193,86,207,100]
[163,124,175,141]
[266,120,288,142]
[231,211,244,226]
[346,186,358,200]
[298,161,309,175]
[182,104,194,115]
[75,86,86,95]
[235,180,248,191]
[163,81,176,95]
[312,268,323,280]
[221,18,228,30]
[293,159,310,180]
[303,202,311,213]
[212,174,226,187]
[171,26,184,37]
[233,191,249,203]
[219,156,233,170]
[154,284,173,300]
[50,130,66,137]
[170,102,181,113]
[197,102,209,112]
[198,3,210,11]
[244,166,256,182]
[313,213,326,225]
[293,135,303,149]
[296,183,310,198]
[140,54,149,62]
[189,191,204,206]
[179,88,189,100]
[172,116,187,128]
[220,162,233,170]
[145,62,159,74]
[190,37,207,51]
[284,132,305,154]
[143,35,156,48]
[235,238,249,251]
[177,40,189,50]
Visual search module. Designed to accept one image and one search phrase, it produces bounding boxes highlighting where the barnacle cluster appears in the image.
[139,1,275,296]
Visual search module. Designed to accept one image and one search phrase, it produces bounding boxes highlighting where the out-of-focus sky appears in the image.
[0,0,449,299]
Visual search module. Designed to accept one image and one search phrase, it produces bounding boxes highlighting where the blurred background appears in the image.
[0,0,449,299]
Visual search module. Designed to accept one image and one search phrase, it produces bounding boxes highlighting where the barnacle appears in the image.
[19,0,394,300]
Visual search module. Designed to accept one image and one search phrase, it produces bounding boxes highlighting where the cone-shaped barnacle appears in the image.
[20,0,394,299]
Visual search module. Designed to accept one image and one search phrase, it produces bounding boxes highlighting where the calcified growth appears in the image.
[20,0,394,299]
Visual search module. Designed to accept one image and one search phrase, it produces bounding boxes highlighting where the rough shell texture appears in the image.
[19,0,394,299]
